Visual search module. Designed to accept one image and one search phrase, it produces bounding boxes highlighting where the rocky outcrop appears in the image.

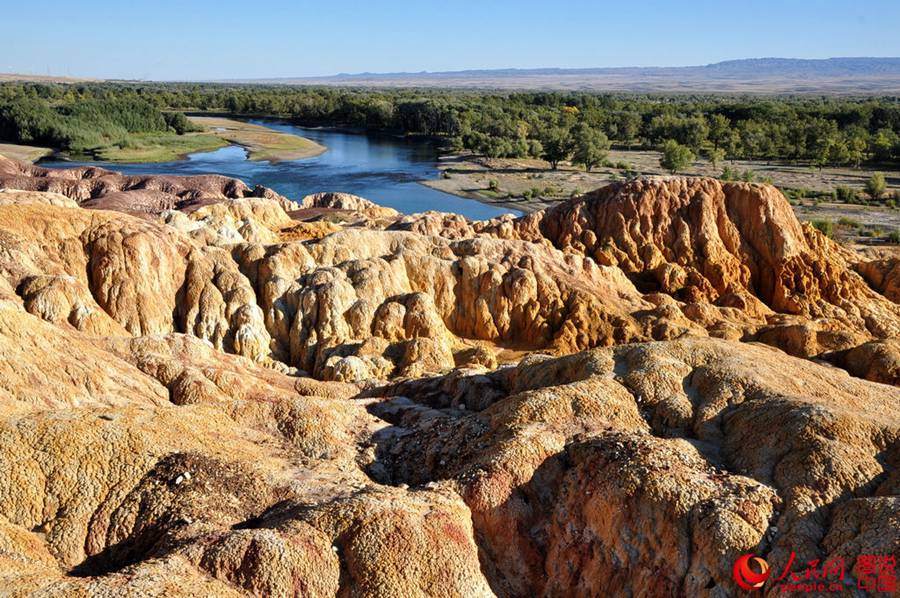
[0,154,296,215]
[0,170,897,597]
[301,191,400,220]
[366,337,899,597]
[827,338,900,386]
[491,178,900,349]
[854,248,900,303]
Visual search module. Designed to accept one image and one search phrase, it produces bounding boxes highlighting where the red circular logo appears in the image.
[733,554,770,591]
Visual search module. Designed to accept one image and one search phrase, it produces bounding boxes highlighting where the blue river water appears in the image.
[40,119,520,220]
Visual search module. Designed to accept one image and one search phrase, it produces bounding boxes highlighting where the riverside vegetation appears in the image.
[2,82,900,240]
[2,82,900,168]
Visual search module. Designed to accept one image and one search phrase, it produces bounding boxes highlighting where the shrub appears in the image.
[837,217,861,228]
[834,186,857,202]
[162,111,199,135]
[864,172,886,200]
[720,165,738,181]
[811,220,834,238]
[659,140,695,174]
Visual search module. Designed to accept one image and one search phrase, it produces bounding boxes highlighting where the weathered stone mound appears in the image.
[0,155,295,215]
[0,194,656,381]
[0,169,897,597]
[0,174,898,386]
[2,287,895,597]
[495,177,900,344]
[854,248,900,303]
[366,336,900,597]
[301,191,398,217]
[0,294,491,596]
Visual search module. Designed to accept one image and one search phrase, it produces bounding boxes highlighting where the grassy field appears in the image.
[91,132,229,162]
[188,116,325,161]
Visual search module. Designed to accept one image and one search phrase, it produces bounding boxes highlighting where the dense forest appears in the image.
[0,85,198,153]
[1,82,900,168]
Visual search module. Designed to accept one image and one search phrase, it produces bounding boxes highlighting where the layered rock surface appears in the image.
[0,160,896,597]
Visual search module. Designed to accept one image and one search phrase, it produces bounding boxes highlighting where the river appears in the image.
[39,120,520,220]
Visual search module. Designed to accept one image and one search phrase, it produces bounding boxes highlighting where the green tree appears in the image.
[844,128,869,168]
[659,140,695,174]
[865,172,887,200]
[571,123,610,172]
[526,138,543,159]
[707,147,726,169]
[616,111,642,149]
[540,126,572,170]
[162,111,196,135]
[870,128,897,161]
[708,114,731,152]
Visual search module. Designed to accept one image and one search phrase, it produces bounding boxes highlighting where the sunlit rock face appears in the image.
[0,162,897,597]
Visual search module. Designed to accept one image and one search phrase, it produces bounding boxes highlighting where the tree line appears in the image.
[1,81,899,168]
[0,85,198,153]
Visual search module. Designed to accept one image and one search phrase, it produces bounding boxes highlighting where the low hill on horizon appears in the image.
[4,58,900,93]
[225,57,900,93]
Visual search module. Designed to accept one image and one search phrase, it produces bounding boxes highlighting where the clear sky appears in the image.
[4,0,899,80]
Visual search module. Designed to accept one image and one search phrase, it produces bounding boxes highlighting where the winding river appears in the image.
[40,120,519,220]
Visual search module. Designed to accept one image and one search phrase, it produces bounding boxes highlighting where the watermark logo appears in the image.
[732,552,896,593]
[733,554,770,590]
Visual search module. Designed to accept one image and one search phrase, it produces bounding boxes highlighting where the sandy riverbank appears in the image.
[189,116,325,161]
[0,143,53,163]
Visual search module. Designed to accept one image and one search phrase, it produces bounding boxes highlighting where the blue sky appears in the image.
[4,0,899,80]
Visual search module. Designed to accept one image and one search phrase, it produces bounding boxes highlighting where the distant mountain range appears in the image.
[226,58,900,93]
[4,58,900,93]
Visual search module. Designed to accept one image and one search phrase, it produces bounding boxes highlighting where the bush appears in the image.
[887,231,900,244]
[162,111,199,135]
[834,186,857,202]
[864,172,886,200]
[659,140,695,174]
[811,220,834,238]
[837,217,861,228]
[720,165,738,181]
